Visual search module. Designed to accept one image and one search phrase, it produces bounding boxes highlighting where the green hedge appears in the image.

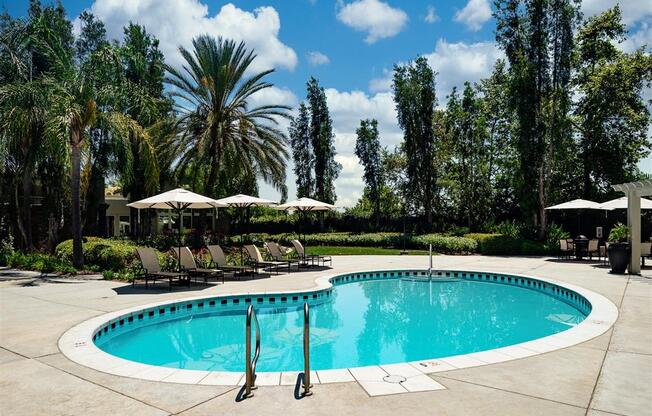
[235,232,477,254]
[412,234,478,253]
[5,251,77,274]
[47,232,549,275]
[464,233,548,255]
[56,237,147,271]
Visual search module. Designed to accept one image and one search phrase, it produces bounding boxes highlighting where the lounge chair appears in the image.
[134,247,188,289]
[243,244,290,274]
[291,239,331,268]
[265,242,300,270]
[642,242,652,267]
[206,245,254,277]
[173,247,224,284]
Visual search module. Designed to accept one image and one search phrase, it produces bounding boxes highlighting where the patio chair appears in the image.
[601,242,610,266]
[265,242,300,270]
[173,247,224,285]
[134,247,188,289]
[243,244,290,274]
[587,239,600,261]
[205,245,254,277]
[291,239,332,268]
[566,239,576,258]
[642,242,652,267]
[558,239,572,259]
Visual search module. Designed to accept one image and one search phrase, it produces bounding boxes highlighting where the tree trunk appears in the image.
[85,164,105,236]
[537,166,547,240]
[98,202,108,237]
[71,139,84,268]
[21,167,34,250]
[425,182,433,231]
[14,186,29,250]
[374,191,380,230]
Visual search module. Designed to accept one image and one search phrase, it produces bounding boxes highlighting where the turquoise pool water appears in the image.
[96,278,586,372]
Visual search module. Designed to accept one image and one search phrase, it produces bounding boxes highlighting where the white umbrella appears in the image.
[598,196,652,210]
[127,188,226,210]
[276,197,337,212]
[215,194,277,208]
[215,194,278,262]
[128,188,226,271]
[545,198,604,238]
[545,199,603,210]
[276,197,337,240]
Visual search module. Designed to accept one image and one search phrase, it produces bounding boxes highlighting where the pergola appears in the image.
[611,179,652,274]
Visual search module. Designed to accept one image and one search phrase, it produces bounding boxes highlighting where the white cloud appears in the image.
[368,39,504,104]
[425,5,439,23]
[325,89,401,140]
[454,0,492,31]
[78,0,297,72]
[369,72,392,93]
[425,39,504,103]
[336,0,408,44]
[323,89,403,206]
[621,22,652,52]
[581,0,652,25]
[307,51,330,66]
[248,86,298,111]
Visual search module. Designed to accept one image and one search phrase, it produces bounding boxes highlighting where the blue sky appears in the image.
[5,0,652,205]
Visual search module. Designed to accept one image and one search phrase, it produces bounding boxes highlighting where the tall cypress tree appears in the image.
[355,119,383,227]
[306,77,340,204]
[392,56,437,229]
[477,60,517,219]
[445,83,491,230]
[494,0,579,237]
[289,102,314,198]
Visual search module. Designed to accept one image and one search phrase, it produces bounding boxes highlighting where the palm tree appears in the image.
[42,40,157,267]
[165,35,290,198]
[0,18,49,251]
[0,81,48,251]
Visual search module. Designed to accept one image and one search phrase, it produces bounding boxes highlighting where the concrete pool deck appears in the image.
[1,255,650,415]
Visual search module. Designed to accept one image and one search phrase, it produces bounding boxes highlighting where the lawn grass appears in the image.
[305,245,430,256]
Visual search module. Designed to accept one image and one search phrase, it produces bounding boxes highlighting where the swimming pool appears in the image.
[92,270,590,373]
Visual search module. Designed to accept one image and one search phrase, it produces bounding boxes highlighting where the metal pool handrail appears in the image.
[244,304,260,398]
[428,244,433,278]
[302,302,313,396]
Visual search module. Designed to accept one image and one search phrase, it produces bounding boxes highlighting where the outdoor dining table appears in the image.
[573,237,589,260]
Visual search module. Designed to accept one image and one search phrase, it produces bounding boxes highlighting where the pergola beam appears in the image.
[612,180,652,274]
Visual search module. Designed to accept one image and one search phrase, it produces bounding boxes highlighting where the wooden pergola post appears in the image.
[612,180,652,275]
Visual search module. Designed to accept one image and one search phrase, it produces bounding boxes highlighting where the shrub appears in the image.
[6,251,77,274]
[465,233,550,256]
[520,240,548,256]
[233,232,476,254]
[56,237,144,271]
[490,220,525,238]
[0,234,14,266]
[412,234,477,254]
[102,269,136,282]
[465,233,511,254]
[608,223,629,243]
[546,223,570,250]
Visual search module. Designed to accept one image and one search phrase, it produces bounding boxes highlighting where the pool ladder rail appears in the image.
[428,243,433,278]
[302,302,313,396]
[244,304,261,398]
[243,303,313,399]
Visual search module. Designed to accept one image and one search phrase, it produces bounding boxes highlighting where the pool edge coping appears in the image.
[57,267,619,389]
